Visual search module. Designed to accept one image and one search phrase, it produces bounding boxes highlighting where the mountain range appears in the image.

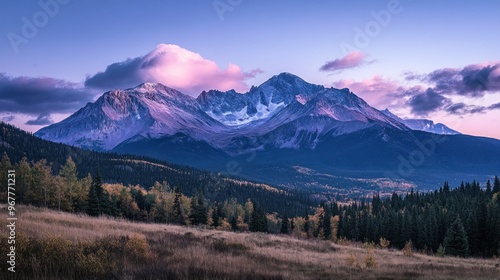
[380,109,460,135]
[36,73,500,196]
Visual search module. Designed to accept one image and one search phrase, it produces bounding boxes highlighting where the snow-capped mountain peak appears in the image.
[197,72,325,127]
[381,109,460,135]
[35,82,225,150]
[35,74,458,156]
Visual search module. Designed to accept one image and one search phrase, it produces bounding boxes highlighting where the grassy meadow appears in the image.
[1,204,499,279]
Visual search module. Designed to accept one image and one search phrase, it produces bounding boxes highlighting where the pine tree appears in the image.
[280,214,289,234]
[486,180,492,196]
[304,210,310,238]
[189,192,208,225]
[465,212,479,256]
[250,204,268,233]
[211,204,220,228]
[493,176,500,194]
[323,205,332,240]
[443,181,450,193]
[86,171,104,216]
[230,216,238,230]
[172,187,185,225]
[444,216,469,257]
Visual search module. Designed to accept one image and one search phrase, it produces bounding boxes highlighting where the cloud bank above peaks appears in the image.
[0,74,94,126]
[85,44,262,96]
[406,62,500,97]
[334,61,500,117]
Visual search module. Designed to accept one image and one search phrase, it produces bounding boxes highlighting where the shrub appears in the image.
[363,241,375,250]
[124,234,153,262]
[337,237,351,246]
[379,237,390,249]
[212,240,250,253]
[364,249,378,268]
[403,240,413,257]
[345,252,358,267]
[437,244,446,258]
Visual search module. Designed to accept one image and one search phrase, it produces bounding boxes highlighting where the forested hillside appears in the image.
[336,179,500,257]
[0,122,313,215]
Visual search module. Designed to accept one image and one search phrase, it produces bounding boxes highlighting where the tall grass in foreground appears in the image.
[0,232,283,279]
[1,205,499,279]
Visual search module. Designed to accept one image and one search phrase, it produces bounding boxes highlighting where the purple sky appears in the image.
[1,0,499,138]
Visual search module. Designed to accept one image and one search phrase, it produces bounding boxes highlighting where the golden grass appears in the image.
[1,204,499,279]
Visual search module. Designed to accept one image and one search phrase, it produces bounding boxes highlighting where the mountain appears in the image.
[36,83,227,151]
[35,73,500,195]
[1,122,311,213]
[381,109,460,135]
[197,73,324,127]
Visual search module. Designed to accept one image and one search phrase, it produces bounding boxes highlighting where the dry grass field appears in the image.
[1,204,499,279]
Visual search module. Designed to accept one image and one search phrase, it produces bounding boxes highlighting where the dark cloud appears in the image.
[84,57,144,89]
[0,74,95,116]
[488,102,500,110]
[407,88,451,115]
[419,64,500,97]
[25,113,53,126]
[425,68,461,94]
[460,65,500,96]
[445,103,486,115]
[443,101,500,115]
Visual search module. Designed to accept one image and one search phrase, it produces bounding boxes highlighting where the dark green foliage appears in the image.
[230,216,238,230]
[190,192,208,225]
[171,187,185,225]
[444,216,469,257]
[86,170,117,217]
[465,212,479,255]
[280,214,289,234]
[486,180,492,195]
[211,204,221,228]
[336,179,500,258]
[323,204,332,240]
[493,176,500,194]
[0,122,313,216]
[250,204,268,233]
[304,210,310,238]
[86,171,106,216]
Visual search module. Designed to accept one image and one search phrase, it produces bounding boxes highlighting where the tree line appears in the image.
[0,154,273,233]
[336,179,500,257]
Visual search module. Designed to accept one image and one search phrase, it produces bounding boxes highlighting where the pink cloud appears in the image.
[319,51,370,72]
[86,44,262,96]
[333,75,407,108]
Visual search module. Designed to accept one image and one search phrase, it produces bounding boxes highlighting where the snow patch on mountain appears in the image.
[381,109,460,135]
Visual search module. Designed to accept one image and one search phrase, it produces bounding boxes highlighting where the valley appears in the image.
[34,73,500,196]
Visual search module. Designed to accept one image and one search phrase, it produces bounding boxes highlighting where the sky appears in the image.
[1,0,499,138]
